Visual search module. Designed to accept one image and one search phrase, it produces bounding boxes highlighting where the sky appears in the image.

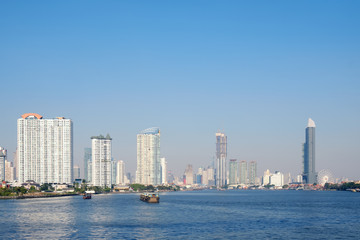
[1,1,359,180]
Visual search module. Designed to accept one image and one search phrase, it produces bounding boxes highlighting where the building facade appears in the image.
[17,113,73,184]
[303,118,317,184]
[229,159,238,185]
[216,132,227,187]
[83,148,91,182]
[160,157,167,184]
[91,134,112,187]
[136,127,161,185]
[238,160,247,185]
[248,161,257,185]
[0,147,6,181]
[116,160,125,185]
[73,165,80,180]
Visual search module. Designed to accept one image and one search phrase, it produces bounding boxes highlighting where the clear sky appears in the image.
[1,1,359,180]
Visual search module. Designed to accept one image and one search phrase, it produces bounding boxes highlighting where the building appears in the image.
[248,161,257,185]
[207,167,215,186]
[0,147,6,181]
[17,113,73,184]
[238,160,247,185]
[83,148,91,182]
[229,159,238,185]
[303,118,317,184]
[262,169,271,186]
[216,132,227,187]
[160,157,167,184]
[73,165,80,180]
[270,171,284,187]
[91,134,112,187]
[116,160,125,185]
[184,164,194,185]
[5,160,15,182]
[136,127,161,185]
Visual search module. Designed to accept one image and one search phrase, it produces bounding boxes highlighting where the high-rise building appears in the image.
[184,164,193,185]
[262,169,271,186]
[238,160,247,185]
[207,167,215,186]
[5,160,15,182]
[136,127,161,185]
[116,160,125,185]
[91,134,112,187]
[303,118,317,184]
[248,161,257,185]
[216,132,227,187]
[17,113,73,184]
[73,165,80,180]
[160,157,167,184]
[270,171,284,187]
[83,148,91,182]
[229,159,238,185]
[0,147,6,181]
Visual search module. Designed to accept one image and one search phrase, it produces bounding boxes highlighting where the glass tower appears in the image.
[303,118,317,184]
[216,132,227,187]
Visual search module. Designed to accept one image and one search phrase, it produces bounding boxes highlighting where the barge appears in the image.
[140,193,160,203]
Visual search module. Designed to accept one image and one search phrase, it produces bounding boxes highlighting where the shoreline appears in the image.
[0,193,79,200]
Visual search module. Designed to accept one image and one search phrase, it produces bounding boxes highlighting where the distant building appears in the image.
[5,160,15,182]
[91,134,112,187]
[136,127,161,185]
[229,159,238,185]
[216,132,227,187]
[116,160,125,185]
[262,169,271,186]
[73,165,80,180]
[0,147,6,181]
[17,113,73,184]
[238,160,247,184]
[184,164,193,185]
[248,161,257,185]
[83,148,91,182]
[160,157,167,184]
[202,168,208,185]
[270,171,284,187]
[303,118,317,184]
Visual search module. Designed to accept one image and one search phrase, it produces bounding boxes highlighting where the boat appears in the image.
[83,190,95,199]
[140,193,160,203]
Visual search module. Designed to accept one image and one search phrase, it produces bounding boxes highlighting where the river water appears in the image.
[1,190,359,239]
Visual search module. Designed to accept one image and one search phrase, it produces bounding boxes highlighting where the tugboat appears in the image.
[83,190,95,199]
[140,193,160,203]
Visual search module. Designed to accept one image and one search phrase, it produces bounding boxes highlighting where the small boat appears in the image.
[140,193,160,203]
[83,190,95,199]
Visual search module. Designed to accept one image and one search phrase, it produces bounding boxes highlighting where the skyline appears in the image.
[1,1,359,179]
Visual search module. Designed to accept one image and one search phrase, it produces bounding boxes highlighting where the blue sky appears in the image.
[1,1,359,179]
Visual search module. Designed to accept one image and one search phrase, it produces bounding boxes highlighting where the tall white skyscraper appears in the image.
[216,132,227,187]
[136,127,161,185]
[73,165,80,180]
[91,134,112,187]
[116,160,125,185]
[17,113,73,184]
[0,147,6,181]
[160,157,167,184]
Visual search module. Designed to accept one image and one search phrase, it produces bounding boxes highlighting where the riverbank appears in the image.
[0,192,79,200]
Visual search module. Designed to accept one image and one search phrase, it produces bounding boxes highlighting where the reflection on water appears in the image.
[1,191,360,239]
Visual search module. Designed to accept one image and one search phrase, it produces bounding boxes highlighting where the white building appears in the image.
[136,127,161,185]
[270,171,284,187]
[5,159,15,182]
[116,160,125,185]
[184,164,193,185]
[17,113,73,184]
[160,157,167,184]
[262,169,271,186]
[0,147,6,181]
[91,134,112,187]
[73,165,80,180]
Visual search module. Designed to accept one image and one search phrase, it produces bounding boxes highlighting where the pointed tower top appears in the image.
[307,118,316,128]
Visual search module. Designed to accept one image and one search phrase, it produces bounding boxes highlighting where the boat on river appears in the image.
[83,190,95,199]
[140,193,160,203]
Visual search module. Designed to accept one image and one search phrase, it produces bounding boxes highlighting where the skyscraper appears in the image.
[303,118,317,184]
[91,134,112,187]
[248,161,257,185]
[116,160,125,185]
[83,148,91,182]
[229,159,238,185]
[160,157,167,184]
[136,127,161,185]
[73,165,80,180]
[216,132,227,187]
[17,113,73,184]
[184,164,193,185]
[238,160,247,185]
[0,147,6,181]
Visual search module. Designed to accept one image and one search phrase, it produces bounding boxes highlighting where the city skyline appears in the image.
[1,1,359,180]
